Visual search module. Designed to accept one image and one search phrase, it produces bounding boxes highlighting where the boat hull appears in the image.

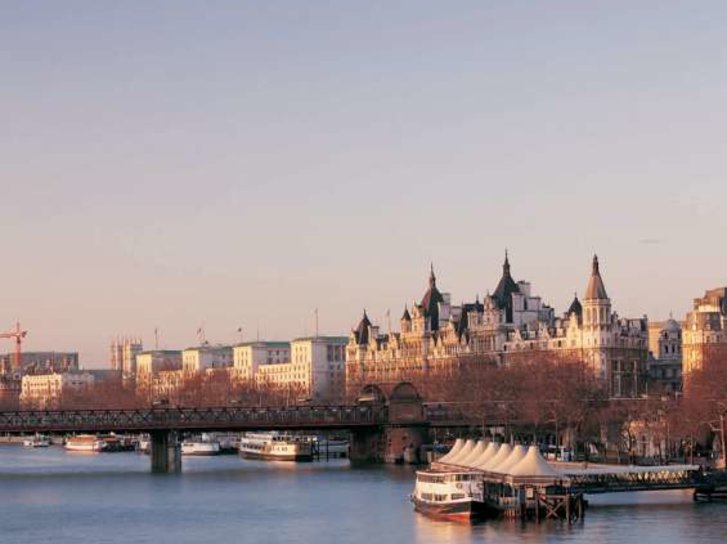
[23,439,50,448]
[239,449,313,462]
[181,442,220,456]
[411,496,495,522]
[65,442,105,452]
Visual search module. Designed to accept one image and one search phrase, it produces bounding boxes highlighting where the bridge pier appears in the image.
[150,430,181,474]
[349,428,386,465]
[350,425,429,465]
[384,426,428,464]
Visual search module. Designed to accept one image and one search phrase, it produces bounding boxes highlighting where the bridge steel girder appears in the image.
[0,405,390,435]
[566,468,705,494]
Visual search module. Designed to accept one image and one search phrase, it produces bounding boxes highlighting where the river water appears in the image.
[1,446,726,544]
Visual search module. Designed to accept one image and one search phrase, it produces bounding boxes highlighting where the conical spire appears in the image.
[492,250,520,319]
[567,291,583,317]
[421,263,444,330]
[584,254,609,301]
[354,310,372,344]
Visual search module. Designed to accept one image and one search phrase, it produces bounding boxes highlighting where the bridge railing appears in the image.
[0,405,389,434]
[564,465,705,494]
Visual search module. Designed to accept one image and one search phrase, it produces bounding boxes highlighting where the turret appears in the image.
[400,305,412,334]
[583,255,611,327]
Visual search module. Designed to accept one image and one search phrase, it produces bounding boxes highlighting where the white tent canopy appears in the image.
[507,445,566,485]
[481,443,512,472]
[437,438,464,464]
[491,444,528,474]
[457,440,487,467]
[473,442,500,470]
[446,439,475,466]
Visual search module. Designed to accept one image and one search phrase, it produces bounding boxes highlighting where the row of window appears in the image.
[419,493,466,502]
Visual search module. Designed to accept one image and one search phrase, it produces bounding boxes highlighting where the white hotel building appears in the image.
[233,337,348,402]
[20,372,95,409]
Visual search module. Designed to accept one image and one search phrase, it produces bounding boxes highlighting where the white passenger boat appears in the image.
[23,435,50,448]
[239,432,313,462]
[181,434,221,456]
[65,435,106,452]
[411,469,491,521]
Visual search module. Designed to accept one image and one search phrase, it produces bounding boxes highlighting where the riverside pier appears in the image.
[424,438,727,523]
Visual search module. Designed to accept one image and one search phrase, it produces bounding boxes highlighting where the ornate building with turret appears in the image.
[346,254,648,399]
[682,287,727,377]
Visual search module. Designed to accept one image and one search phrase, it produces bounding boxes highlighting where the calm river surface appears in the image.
[1,446,726,544]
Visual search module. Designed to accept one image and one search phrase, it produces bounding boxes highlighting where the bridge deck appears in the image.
[0,405,390,434]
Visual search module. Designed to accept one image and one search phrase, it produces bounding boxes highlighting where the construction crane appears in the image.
[1,322,28,375]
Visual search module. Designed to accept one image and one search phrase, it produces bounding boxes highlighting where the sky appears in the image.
[1,1,726,367]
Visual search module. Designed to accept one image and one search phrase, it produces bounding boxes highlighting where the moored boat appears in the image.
[410,469,492,521]
[65,435,106,452]
[23,435,50,448]
[239,431,313,462]
[181,434,221,456]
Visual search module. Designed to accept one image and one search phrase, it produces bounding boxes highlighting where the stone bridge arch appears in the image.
[388,382,424,424]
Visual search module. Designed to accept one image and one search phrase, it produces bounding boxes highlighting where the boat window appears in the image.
[451,493,466,500]
[434,494,448,502]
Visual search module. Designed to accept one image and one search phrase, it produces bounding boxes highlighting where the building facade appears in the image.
[232,342,291,382]
[290,337,347,402]
[682,287,727,377]
[646,319,683,394]
[232,338,347,402]
[182,345,234,374]
[135,350,183,397]
[346,255,649,399]
[19,372,95,409]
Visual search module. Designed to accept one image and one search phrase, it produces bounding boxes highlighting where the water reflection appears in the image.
[1,446,726,544]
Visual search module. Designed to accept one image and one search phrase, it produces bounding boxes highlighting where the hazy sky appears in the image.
[1,1,726,366]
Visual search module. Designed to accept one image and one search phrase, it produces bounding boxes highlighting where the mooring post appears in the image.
[566,492,572,523]
[150,429,181,474]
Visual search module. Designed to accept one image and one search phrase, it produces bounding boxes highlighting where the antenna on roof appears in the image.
[314,308,319,338]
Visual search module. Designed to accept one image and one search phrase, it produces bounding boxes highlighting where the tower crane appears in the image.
[1,322,28,375]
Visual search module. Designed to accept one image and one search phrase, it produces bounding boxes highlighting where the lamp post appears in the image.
[719,409,726,470]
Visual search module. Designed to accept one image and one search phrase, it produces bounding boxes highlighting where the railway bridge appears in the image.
[0,382,439,472]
